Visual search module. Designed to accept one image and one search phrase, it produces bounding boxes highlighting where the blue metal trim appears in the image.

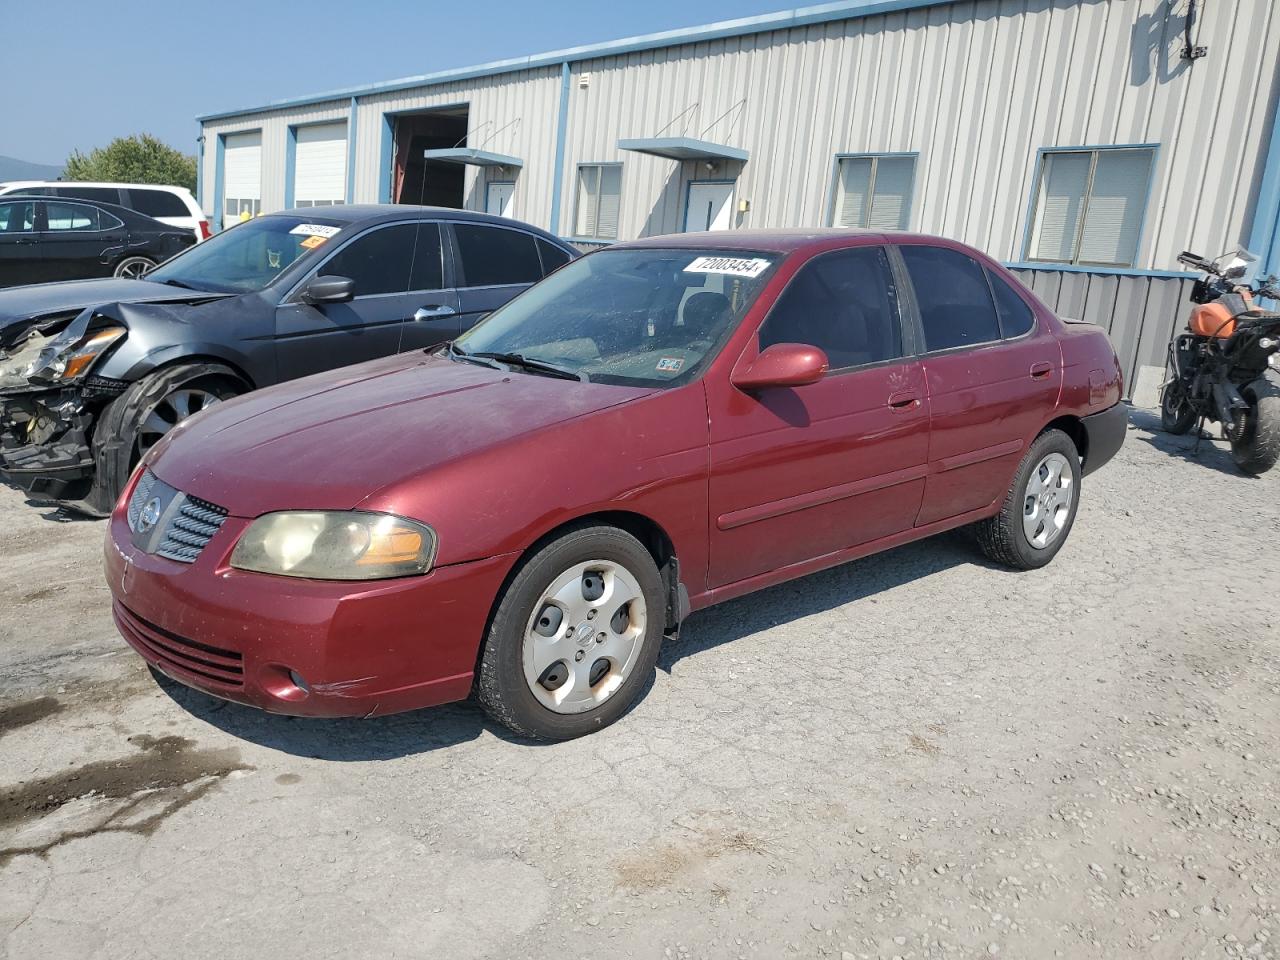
[283,125,298,210]
[346,97,358,204]
[824,151,920,227]
[618,136,749,164]
[196,0,947,122]
[550,61,571,234]
[680,178,736,232]
[1003,261,1196,280]
[195,126,205,211]
[1248,98,1280,281]
[212,134,225,232]
[424,148,524,168]
[1019,143,1160,269]
[378,113,394,204]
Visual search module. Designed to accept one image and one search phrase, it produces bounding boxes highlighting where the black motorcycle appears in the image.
[1161,248,1280,474]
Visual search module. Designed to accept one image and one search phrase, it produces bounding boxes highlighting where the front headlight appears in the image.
[29,326,126,382]
[230,511,437,580]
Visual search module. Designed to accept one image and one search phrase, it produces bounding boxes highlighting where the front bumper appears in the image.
[1081,401,1128,477]
[104,506,519,718]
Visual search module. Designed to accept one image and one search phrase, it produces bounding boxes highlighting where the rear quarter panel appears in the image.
[1056,320,1124,416]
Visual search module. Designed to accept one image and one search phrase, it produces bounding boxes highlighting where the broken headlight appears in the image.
[28,326,126,383]
[230,511,437,580]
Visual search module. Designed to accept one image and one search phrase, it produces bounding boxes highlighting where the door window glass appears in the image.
[321,224,416,296]
[409,222,444,291]
[0,202,36,233]
[986,269,1036,338]
[900,245,1001,352]
[454,224,542,287]
[759,246,903,370]
[46,202,99,232]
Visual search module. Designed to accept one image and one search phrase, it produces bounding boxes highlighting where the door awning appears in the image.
[422,148,523,168]
[617,136,749,164]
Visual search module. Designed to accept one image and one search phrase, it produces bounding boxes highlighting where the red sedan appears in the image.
[104,230,1126,740]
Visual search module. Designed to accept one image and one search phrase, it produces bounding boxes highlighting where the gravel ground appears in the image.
[0,408,1278,960]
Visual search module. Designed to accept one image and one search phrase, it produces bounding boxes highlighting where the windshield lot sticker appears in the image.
[290,223,341,239]
[656,357,685,373]
[299,235,328,250]
[683,256,770,278]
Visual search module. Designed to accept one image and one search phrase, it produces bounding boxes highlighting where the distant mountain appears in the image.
[0,155,63,182]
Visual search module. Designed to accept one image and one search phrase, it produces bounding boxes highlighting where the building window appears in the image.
[831,154,916,230]
[574,163,622,240]
[1026,147,1155,268]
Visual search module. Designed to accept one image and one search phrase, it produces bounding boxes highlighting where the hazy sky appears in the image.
[2,0,794,164]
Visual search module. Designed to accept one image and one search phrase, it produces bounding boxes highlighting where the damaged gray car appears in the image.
[0,205,575,514]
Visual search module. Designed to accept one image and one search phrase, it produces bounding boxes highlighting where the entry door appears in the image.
[706,246,929,589]
[684,182,735,232]
[0,200,41,287]
[485,182,515,218]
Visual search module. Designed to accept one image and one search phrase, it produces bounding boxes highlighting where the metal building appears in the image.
[196,0,1280,402]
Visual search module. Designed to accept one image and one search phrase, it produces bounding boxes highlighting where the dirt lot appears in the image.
[1,409,1278,960]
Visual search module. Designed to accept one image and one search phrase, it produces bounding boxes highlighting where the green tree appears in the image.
[64,134,196,192]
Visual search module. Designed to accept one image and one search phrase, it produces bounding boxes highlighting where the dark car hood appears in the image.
[0,278,214,324]
[150,351,654,517]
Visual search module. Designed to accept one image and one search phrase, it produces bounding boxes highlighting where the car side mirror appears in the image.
[731,343,829,391]
[298,275,355,305]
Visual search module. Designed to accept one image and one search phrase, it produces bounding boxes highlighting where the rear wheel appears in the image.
[476,525,665,740]
[1160,380,1197,435]
[1229,379,1280,475]
[974,429,1081,570]
[113,256,157,279]
[83,362,244,515]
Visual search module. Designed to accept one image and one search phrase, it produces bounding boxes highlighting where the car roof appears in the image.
[259,204,572,244]
[0,193,175,227]
[612,228,955,255]
[0,181,194,195]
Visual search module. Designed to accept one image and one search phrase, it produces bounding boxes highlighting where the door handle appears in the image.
[888,391,920,411]
[1030,361,1054,380]
[413,305,457,321]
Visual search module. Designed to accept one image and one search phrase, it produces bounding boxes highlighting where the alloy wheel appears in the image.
[136,388,223,458]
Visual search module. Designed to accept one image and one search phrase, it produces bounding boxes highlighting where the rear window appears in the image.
[52,186,122,204]
[128,189,189,219]
[454,224,542,287]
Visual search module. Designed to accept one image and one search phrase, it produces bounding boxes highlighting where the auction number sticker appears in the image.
[683,256,771,278]
[290,223,342,239]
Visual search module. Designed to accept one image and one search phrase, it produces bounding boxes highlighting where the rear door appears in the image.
[273,222,420,379]
[38,201,124,281]
[895,242,1061,526]
[396,221,461,350]
[448,222,545,332]
[0,200,41,286]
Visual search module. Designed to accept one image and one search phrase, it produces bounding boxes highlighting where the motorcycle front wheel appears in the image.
[1160,381,1197,435]
[1230,377,1280,474]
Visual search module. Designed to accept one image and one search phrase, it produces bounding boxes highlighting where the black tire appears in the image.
[476,524,665,741]
[1160,380,1197,435]
[1230,376,1280,475]
[974,428,1082,570]
[113,256,157,279]
[82,362,245,515]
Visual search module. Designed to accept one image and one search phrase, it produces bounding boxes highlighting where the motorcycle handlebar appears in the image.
[1178,250,1215,272]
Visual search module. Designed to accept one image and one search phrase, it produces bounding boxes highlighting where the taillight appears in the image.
[198,220,212,241]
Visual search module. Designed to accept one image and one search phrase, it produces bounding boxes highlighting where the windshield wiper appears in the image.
[158,278,198,290]
[457,346,589,382]
[446,342,504,371]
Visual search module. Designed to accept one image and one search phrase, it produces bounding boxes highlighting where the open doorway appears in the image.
[392,107,468,207]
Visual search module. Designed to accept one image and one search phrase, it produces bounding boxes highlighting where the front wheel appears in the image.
[974,429,1082,570]
[476,525,665,740]
[1160,380,1197,435]
[1230,379,1280,475]
[113,256,157,279]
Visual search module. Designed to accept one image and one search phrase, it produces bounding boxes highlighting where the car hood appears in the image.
[150,352,655,517]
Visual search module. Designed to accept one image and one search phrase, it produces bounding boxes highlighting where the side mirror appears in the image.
[731,342,829,391]
[298,275,355,305]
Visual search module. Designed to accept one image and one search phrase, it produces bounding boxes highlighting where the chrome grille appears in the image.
[156,495,228,563]
[127,469,228,564]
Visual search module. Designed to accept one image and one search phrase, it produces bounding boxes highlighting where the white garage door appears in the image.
[223,131,262,226]
[294,122,348,207]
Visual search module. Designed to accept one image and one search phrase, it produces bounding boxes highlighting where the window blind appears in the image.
[1076,150,1151,266]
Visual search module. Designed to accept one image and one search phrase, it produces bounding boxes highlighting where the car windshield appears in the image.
[454,247,778,386]
[146,216,345,294]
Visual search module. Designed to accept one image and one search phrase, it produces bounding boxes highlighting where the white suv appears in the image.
[0,181,209,242]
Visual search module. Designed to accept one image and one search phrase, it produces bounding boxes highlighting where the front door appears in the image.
[274,222,422,380]
[894,242,1062,526]
[684,182,735,232]
[0,200,40,287]
[706,245,930,589]
[485,182,515,218]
